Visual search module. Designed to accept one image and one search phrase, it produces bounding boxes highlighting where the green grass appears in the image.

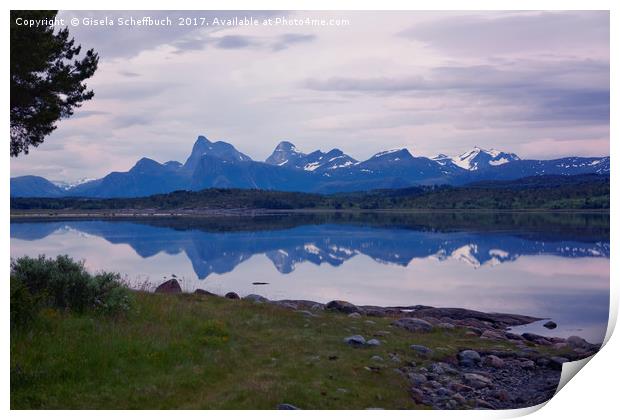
[11,292,568,409]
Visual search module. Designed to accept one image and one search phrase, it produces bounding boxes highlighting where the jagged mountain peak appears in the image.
[432,147,520,171]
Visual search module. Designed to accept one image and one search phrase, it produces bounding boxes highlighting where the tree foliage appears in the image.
[10,10,99,156]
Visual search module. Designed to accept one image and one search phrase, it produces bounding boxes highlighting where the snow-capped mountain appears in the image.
[10,135,610,198]
[432,147,520,171]
[265,141,358,173]
[51,177,96,190]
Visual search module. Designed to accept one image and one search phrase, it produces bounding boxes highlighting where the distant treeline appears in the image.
[11,174,609,211]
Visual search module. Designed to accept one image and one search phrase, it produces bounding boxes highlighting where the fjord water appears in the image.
[10,212,609,343]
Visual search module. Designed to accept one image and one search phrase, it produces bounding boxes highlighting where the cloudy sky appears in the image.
[11,10,610,181]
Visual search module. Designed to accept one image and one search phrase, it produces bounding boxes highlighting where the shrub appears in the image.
[10,277,39,328]
[10,255,133,315]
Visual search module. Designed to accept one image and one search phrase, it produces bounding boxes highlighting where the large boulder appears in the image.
[194,288,216,296]
[225,292,240,299]
[326,300,359,314]
[244,294,268,303]
[392,317,433,333]
[155,279,181,294]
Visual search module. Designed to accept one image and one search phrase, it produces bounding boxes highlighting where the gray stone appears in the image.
[155,279,182,294]
[244,294,268,303]
[458,350,482,367]
[326,300,359,314]
[483,355,504,368]
[370,355,384,362]
[437,322,455,329]
[392,317,433,333]
[567,336,589,348]
[194,288,216,296]
[463,373,492,389]
[367,338,381,346]
[480,329,505,340]
[348,312,362,318]
[543,321,558,329]
[408,373,428,385]
[549,356,569,370]
[410,344,433,356]
[520,360,536,370]
[344,335,366,346]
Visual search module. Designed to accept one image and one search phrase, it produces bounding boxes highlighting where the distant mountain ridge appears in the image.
[10,135,610,198]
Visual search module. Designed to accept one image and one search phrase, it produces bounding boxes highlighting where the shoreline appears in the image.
[10,207,611,219]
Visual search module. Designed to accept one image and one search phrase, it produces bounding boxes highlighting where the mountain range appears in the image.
[10,135,610,198]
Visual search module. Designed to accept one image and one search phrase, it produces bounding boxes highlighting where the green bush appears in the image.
[10,277,39,328]
[10,255,133,316]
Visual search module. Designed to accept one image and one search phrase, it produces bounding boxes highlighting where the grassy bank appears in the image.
[11,289,579,409]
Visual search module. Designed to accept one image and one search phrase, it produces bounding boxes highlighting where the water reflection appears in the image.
[10,212,610,342]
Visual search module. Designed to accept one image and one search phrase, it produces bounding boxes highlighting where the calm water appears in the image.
[10,212,610,343]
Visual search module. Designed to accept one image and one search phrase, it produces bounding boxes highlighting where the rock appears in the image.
[194,288,216,296]
[344,335,366,346]
[244,294,268,303]
[543,321,558,329]
[463,373,492,389]
[431,362,458,375]
[536,357,550,367]
[367,339,381,346]
[452,393,466,405]
[392,317,433,333]
[409,387,425,403]
[521,332,547,342]
[410,344,433,356]
[475,398,496,409]
[370,355,384,362]
[458,350,481,367]
[505,332,524,341]
[326,300,359,314]
[155,279,181,294]
[277,403,299,410]
[436,387,453,397]
[552,342,569,350]
[348,312,362,318]
[374,330,391,337]
[365,320,376,325]
[567,336,589,348]
[520,360,536,370]
[408,373,428,385]
[437,322,455,329]
[449,382,473,393]
[549,356,569,370]
[480,330,505,340]
[483,355,504,368]
[225,292,240,299]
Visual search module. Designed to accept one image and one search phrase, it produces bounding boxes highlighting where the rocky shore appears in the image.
[156,279,601,410]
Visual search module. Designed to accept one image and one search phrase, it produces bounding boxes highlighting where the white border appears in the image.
[3,1,616,419]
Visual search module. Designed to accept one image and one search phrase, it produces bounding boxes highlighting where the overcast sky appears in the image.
[11,10,610,181]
